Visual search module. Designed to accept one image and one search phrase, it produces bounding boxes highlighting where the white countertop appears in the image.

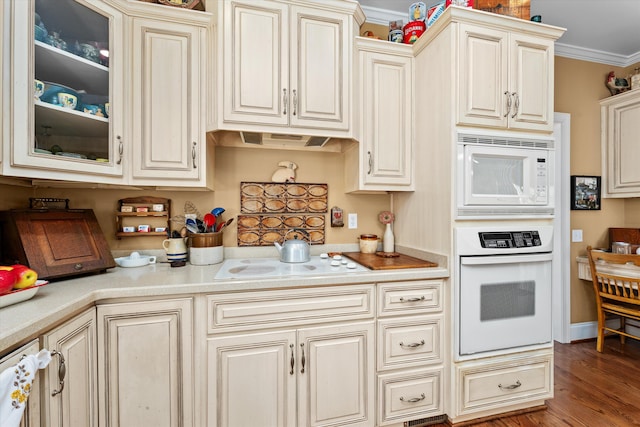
[0,246,448,353]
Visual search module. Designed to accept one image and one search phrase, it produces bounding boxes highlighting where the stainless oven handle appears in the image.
[460,253,553,265]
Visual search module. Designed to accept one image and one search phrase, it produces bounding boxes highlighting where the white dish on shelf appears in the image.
[0,280,49,309]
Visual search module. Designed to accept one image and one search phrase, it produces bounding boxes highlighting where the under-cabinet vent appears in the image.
[240,132,331,148]
[404,414,447,426]
[458,133,554,150]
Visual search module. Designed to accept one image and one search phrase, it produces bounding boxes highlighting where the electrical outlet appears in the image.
[348,213,357,229]
[572,229,583,242]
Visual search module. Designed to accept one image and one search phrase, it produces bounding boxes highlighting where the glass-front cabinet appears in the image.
[5,0,123,181]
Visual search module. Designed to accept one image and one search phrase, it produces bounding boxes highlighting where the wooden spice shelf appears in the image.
[115,196,171,239]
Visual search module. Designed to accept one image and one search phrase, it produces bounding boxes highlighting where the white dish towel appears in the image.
[0,349,52,427]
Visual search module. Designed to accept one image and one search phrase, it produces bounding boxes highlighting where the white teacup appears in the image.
[58,92,77,109]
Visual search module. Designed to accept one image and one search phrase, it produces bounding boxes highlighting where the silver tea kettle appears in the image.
[274,229,310,263]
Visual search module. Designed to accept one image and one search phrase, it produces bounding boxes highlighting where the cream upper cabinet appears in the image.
[3,0,125,182]
[213,0,361,137]
[97,298,194,427]
[2,0,213,189]
[128,10,213,188]
[457,23,555,132]
[40,308,97,427]
[346,38,413,193]
[0,339,41,427]
[600,89,640,197]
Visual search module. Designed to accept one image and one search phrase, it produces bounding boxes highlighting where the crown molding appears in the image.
[554,43,640,68]
[361,5,408,25]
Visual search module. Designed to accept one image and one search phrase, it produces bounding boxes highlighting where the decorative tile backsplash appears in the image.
[238,182,327,246]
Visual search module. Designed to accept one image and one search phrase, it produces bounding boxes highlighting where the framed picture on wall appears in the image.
[571,175,601,210]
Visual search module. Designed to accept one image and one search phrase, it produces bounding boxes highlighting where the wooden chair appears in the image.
[586,246,640,352]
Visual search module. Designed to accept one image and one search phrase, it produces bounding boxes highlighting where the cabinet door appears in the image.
[207,330,296,427]
[130,18,204,183]
[508,33,554,131]
[601,90,640,197]
[221,0,288,126]
[5,0,125,182]
[289,6,349,131]
[41,308,97,427]
[457,23,509,128]
[97,298,193,427]
[297,322,375,427]
[359,48,413,188]
[0,339,41,427]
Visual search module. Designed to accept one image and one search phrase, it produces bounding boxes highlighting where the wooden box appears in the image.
[475,0,530,20]
[0,209,115,280]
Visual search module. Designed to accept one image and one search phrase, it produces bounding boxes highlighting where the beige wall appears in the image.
[555,57,640,323]
[0,144,391,251]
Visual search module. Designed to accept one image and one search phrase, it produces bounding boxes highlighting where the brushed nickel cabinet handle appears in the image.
[498,380,522,390]
[292,89,297,116]
[283,89,288,115]
[399,340,425,349]
[511,92,519,118]
[192,142,197,169]
[504,91,511,117]
[116,135,123,165]
[400,393,425,403]
[400,296,425,303]
[300,343,305,374]
[289,344,294,375]
[50,350,66,397]
[367,151,372,175]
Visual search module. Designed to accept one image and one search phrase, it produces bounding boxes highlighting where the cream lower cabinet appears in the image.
[40,307,98,427]
[451,349,553,423]
[0,339,41,427]
[346,38,413,193]
[376,280,445,426]
[600,89,640,197]
[206,285,375,427]
[457,20,560,132]
[97,298,194,427]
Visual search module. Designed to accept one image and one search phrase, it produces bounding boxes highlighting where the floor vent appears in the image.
[404,414,447,427]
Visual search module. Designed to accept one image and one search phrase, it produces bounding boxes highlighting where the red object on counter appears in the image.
[403,20,425,44]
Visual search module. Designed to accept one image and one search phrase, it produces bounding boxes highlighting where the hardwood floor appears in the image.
[443,338,640,426]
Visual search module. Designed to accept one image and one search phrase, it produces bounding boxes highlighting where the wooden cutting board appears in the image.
[342,252,438,270]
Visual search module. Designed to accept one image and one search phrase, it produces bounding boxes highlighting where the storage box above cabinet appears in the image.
[0,209,115,280]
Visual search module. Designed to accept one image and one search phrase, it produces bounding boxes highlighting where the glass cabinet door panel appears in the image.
[8,0,123,180]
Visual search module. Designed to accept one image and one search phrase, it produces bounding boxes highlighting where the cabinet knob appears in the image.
[74,263,83,270]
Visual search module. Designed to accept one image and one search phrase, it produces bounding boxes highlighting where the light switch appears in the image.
[572,229,583,242]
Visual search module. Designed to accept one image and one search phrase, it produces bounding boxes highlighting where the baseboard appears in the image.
[570,320,640,342]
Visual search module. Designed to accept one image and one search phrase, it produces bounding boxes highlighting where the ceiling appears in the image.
[357,0,640,67]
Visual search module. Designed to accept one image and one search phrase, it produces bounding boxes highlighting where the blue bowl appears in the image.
[40,82,81,110]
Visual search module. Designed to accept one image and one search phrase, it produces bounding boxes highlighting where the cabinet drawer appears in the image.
[377,368,443,426]
[457,352,553,415]
[377,280,443,317]
[207,284,374,333]
[377,316,442,371]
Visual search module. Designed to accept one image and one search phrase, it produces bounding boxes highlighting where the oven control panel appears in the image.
[478,231,542,249]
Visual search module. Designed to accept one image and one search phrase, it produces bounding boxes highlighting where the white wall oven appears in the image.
[455,226,553,360]
[456,132,555,218]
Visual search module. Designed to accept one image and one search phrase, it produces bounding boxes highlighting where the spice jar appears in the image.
[359,234,379,254]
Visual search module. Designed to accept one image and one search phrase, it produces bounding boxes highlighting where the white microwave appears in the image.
[456,132,554,218]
